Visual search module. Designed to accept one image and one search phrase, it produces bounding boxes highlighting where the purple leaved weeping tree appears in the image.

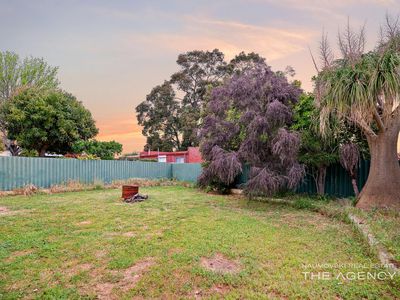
[198,64,305,196]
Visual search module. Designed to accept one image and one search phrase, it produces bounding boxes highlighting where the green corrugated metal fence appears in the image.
[297,160,370,197]
[171,163,203,182]
[0,157,202,191]
[236,160,371,198]
[0,156,373,197]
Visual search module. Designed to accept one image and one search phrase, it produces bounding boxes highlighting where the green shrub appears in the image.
[77,153,100,160]
[293,198,316,210]
[20,149,38,157]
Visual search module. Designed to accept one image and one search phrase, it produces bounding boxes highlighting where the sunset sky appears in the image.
[1,0,399,153]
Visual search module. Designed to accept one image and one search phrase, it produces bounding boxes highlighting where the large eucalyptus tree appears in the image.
[317,17,400,210]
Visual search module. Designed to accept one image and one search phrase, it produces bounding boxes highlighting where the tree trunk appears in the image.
[7,140,20,156]
[315,166,327,195]
[351,177,360,197]
[349,169,359,197]
[39,146,47,157]
[357,129,400,210]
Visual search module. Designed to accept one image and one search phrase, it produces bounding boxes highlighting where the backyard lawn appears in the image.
[0,186,399,299]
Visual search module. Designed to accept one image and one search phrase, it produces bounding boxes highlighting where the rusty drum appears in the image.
[122,185,139,199]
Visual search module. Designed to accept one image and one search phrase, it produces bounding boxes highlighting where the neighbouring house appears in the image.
[138,147,203,163]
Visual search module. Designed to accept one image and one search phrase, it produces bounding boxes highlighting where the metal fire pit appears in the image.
[122,185,139,199]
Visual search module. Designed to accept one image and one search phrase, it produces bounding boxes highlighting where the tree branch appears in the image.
[308,46,320,73]
[345,115,377,138]
[373,107,385,132]
[388,103,400,128]
[391,102,400,118]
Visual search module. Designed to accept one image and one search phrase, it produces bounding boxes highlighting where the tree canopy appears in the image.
[0,87,98,156]
[0,51,59,154]
[291,93,338,195]
[72,140,122,160]
[136,81,181,151]
[198,63,304,196]
[136,50,272,151]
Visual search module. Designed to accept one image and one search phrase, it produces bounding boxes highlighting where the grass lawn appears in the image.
[0,186,399,299]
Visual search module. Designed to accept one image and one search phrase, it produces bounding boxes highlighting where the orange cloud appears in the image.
[130,16,317,61]
[96,117,145,153]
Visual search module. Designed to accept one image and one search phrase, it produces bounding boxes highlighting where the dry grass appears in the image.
[10,184,38,196]
[0,178,194,198]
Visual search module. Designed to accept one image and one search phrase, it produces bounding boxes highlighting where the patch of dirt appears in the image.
[95,282,116,299]
[80,263,93,271]
[104,231,135,238]
[104,232,120,237]
[389,258,400,268]
[5,249,34,262]
[211,283,230,295]
[89,257,155,299]
[145,229,164,240]
[68,263,93,276]
[62,260,94,279]
[119,258,155,290]
[280,213,299,223]
[0,208,31,216]
[200,253,241,274]
[192,284,231,299]
[0,206,18,216]
[39,269,56,283]
[0,191,15,197]
[266,290,289,300]
[301,215,334,230]
[76,220,92,226]
[193,289,203,298]
[95,250,107,259]
[122,232,135,237]
[13,249,33,257]
[168,248,183,256]
[0,206,10,213]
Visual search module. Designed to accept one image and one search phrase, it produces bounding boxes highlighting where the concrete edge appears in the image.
[348,213,399,274]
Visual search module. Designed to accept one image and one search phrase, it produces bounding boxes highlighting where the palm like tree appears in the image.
[317,17,400,210]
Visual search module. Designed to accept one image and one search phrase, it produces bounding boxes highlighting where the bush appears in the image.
[19,149,38,157]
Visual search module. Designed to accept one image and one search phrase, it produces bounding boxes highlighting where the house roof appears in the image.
[139,150,188,157]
